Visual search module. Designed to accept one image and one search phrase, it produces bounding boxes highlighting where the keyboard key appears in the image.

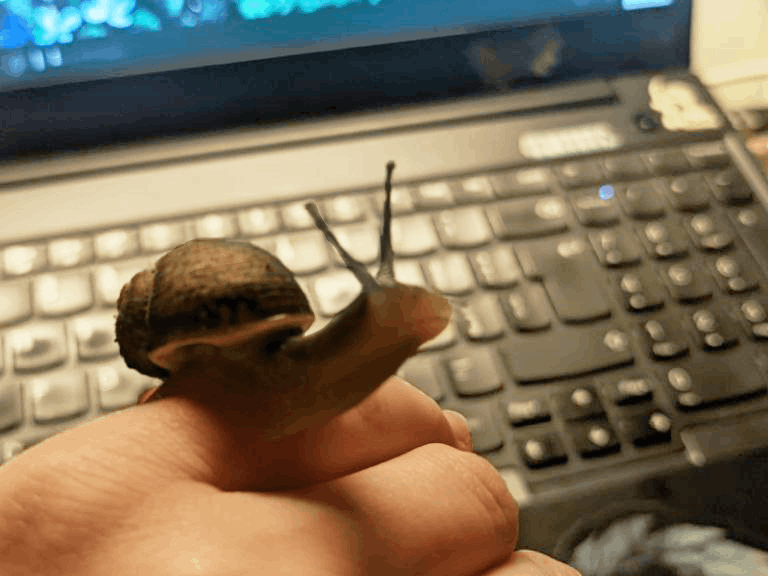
[33,272,93,317]
[487,197,569,239]
[618,181,667,219]
[28,372,89,423]
[281,201,316,230]
[644,148,690,174]
[501,284,551,332]
[391,214,440,257]
[500,325,633,383]
[517,237,611,323]
[94,229,140,260]
[570,187,621,226]
[48,237,94,268]
[489,167,552,197]
[684,141,730,169]
[555,160,603,188]
[434,207,493,249]
[455,293,506,341]
[557,385,605,420]
[469,245,522,289]
[237,207,281,237]
[273,232,330,275]
[373,186,415,215]
[424,253,476,295]
[602,154,648,180]
[730,206,768,273]
[418,321,458,352]
[445,349,504,396]
[707,169,753,205]
[322,195,366,224]
[619,409,673,447]
[311,269,360,317]
[9,324,68,372]
[518,434,567,468]
[609,376,654,405]
[738,296,768,340]
[503,398,551,426]
[71,314,120,360]
[453,403,503,454]
[193,213,238,239]
[664,175,711,212]
[91,364,155,411]
[642,318,689,361]
[590,228,642,267]
[0,280,32,326]
[685,213,734,252]
[3,244,47,276]
[455,176,495,203]
[688,306,739,351]
[329,223,380,265]
[398,356,445,402]
[93,259,153,307]
[639,221,690,259]
[414,181,455,209]
[617,268,665,313]
[392,260,427,288]
[570,418,620,458]
[139,221,188,253]
[709,253,759,294]
[661,263,713,303]
[1,439,26,463]
[664,361,767,411]
[0,382,22,431]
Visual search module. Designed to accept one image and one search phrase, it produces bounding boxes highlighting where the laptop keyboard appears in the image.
[2,139,768,491]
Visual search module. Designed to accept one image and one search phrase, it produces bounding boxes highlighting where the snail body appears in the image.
[116,162,452,439]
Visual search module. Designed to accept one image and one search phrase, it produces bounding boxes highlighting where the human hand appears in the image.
[0,365,580,575]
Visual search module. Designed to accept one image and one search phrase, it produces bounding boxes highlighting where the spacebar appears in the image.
[500,324,634,383]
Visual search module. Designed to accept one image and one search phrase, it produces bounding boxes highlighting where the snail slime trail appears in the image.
[116,161,452,439]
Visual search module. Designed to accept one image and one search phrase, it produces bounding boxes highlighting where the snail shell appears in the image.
[116,238,314,379]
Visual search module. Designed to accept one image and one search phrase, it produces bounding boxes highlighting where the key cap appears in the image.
[664,175,711,212]
[609,376,654,405]
[71,314,120,360]
[729,206,768,274]
[139,220,188,253]
[707,169,753,205]
[557,385,605,420]
[617,268,665,313]
[330,223,380,265]
[9,324,68,372]
[28,372,89,423]
[602,154,648,180]
[661,262,713,303]
[684,141,730,169]
[434,207,493,249]
[570,187,621,226]
[418,321,458,352]
[0,382,22,431]
[638,221,690,259]
[33,272,93,317]
[91,363,157,411]
[688,306,739,351]
[193,213,238,239]
[322,195,366,224]
[685,213,735,252]
[644,148,690,174]
[738,296,768,340]
[93,259,153,307]
[452,403,504,454]
[503,398,551,426]
[500,325,633,383]
[570,418,620,458]
[48,237,94,268]
[414,181,455,209]
[709,253,759,295]
[487,197,569,239]
[237,207,281,237]
[489,167,552,197]
[391,214,440,257]
[469,245,522,289]
[516,237,611,323]
[398,356,445,402]
[0,281,32,327]
[618,408,673,447]
[642,317,689,360]
[455,176,495,203]
[555,160,603,188]
[664,360,767,411]
[373,186,415,215]
[618,181,666,219]
[392,260,427,288]
[455,293,506,341]
[3,244,47,276]
[94,228,140,259]
[518,434,568,468]
[273,232,330,275]
[424,253,476,296]
[281,201,316,230]
[312,269,360,317]
[445,349,504,396]
[590,228,643,267]
[500,284,551,332]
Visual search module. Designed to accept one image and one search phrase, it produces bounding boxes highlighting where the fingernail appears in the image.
[443,409,474,451]
[399,378,440,406]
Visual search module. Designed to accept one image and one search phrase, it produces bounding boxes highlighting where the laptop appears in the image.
[2,0,768,554]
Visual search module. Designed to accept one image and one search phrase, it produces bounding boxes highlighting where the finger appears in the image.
[482,550,582,576]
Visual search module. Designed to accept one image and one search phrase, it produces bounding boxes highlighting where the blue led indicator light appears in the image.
[598,185,614,200]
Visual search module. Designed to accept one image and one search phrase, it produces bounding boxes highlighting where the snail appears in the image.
[115,162,453,439]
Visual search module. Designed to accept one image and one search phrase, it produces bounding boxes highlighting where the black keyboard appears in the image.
[2,139,768,495]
